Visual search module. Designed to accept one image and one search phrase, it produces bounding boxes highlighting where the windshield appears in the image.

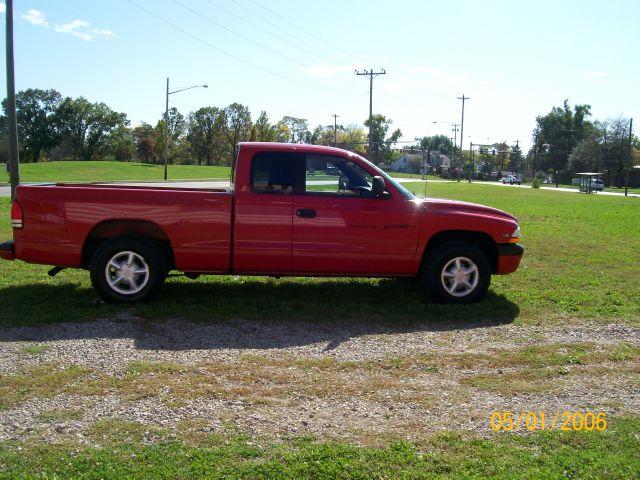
[352,153,416,200]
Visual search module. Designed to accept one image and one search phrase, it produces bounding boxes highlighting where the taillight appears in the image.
[11,201,23,229]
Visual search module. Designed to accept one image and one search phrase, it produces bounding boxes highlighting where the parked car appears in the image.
[591,179,604,191]
[502,175,522,185]
[1,143,523,304]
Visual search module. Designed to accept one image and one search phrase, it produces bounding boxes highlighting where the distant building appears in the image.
[387,151,452,174]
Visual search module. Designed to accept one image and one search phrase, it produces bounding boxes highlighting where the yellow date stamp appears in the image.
[489,411,607,432]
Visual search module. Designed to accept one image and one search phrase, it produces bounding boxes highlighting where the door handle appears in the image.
[296,208,317,218]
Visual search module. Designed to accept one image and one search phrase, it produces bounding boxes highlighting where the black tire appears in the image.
[421,241,491,304]
[90,236,167,303]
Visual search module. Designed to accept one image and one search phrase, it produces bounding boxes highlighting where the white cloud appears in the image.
[55,19,115,41]
[21,8,47,27]
[0,3,6,14]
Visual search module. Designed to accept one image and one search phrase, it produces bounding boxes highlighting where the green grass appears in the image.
[1,417,638,479]
[0,160,231,183]
[0,182,638,327]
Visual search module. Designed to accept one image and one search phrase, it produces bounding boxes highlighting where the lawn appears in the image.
[0,182,639,327]
[0,160,231,183]
[1,417,638,479]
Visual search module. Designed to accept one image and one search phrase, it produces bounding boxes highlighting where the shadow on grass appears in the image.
[0,278,519,350]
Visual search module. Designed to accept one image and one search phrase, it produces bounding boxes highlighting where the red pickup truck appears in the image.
[1,143,523,304]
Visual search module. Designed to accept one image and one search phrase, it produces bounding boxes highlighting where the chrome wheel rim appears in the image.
[105,251,149,295]
[441,256,479,297]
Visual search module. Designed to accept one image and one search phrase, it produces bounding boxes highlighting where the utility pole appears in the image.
[457,94,470,179]
[532,132,539,181]
[626,118,633,197]
[451,124,460,180]
[451,124,460,160]
[163,77,170,181]
[332,114,339,147]
[469,141,473,183]
[5,0,20,199]
[355,68,386,158]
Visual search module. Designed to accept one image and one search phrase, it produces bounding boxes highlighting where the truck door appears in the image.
[292,154,420,275]
[232,151,305,274]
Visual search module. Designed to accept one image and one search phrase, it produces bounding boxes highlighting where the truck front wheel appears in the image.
[90,237,166,303]
[422,241,490,303]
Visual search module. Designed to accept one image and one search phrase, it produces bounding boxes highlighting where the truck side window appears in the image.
[305,155,373,197]
[250,152,305,194]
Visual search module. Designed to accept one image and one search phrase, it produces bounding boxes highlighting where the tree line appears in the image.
[405,101,638,184]
[0,88,404,166]
[528,100,638,185]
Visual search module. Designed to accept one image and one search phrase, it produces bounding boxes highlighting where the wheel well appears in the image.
[82,220,175,269]
[421,230,498,273]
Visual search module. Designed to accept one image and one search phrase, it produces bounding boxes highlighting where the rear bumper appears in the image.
[0,240,15,261]
[496,243,523,274]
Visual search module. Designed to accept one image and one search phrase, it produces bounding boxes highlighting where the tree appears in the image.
[105,125,135,161]
[274,121,291,143]
[309,124,338,146]
[495,141,509,170]
[132,122,157,163]
[155,107,186,161]
[600,117,634,185]
[364,114,402,163]
[568,135,599,173]
[419,135,454,156]
[280,116,309,143]
[251,111,278,142]
[532,100,594,178]
[509,143,523,173]
[340,124,367,154]
[1,88,63,162]
[58,97,129,160]
[221,103,252,164]
[187,107,225,165]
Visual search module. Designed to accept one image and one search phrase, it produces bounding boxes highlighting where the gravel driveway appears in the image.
[1,315,638,445]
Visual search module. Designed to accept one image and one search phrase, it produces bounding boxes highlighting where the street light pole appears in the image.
[5,0,20,199]
[626,118,633,196]
[163,78,208,181]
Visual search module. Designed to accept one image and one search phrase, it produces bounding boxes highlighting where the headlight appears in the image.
[511,226,521,238]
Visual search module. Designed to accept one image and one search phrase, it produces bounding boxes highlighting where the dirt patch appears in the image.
[1,317,638,445]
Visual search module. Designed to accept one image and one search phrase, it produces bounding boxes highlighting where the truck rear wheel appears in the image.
[422,241,490,303]
[90,237,166,303]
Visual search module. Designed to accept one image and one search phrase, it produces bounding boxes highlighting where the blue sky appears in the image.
[1,0,639,151]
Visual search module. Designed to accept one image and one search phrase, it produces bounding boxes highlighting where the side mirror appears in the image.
[372,176,387,198]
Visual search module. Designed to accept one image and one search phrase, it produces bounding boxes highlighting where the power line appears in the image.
[226,0,330,59]
[126,0,341,92]
[171,0,308,68]
[203,0,326,61]
[245,0,349,57]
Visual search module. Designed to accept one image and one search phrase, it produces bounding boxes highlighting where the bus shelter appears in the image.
[576,172,603,194]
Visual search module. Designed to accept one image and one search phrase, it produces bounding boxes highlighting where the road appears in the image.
[1,179,638,197]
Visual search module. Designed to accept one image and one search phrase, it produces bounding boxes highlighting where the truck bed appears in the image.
[13,183,234,272]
